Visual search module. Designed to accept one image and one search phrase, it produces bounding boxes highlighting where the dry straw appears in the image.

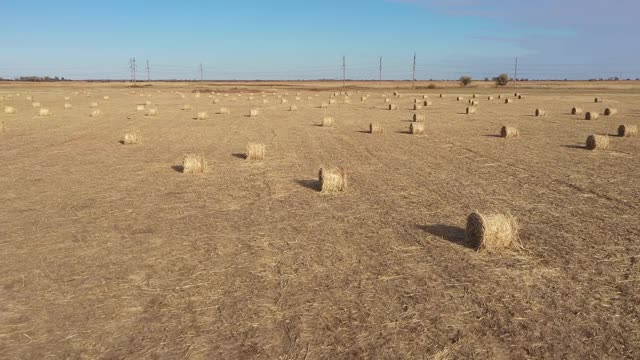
[136,104,146,111]
[505,99,512,104]
[322,116,334,127]
[281,99,288,104]
[535,109,547,117]
[487,96,494,101]
[321,102,328,108]
[90,109,101,117]
[249,109,259,117]
[122,131,140,145]
[39,108,51,117]
[585,112,599,120]
[329,99,336,104]
[389,104,398,110]
[414,104,422,110]
[182,104,192,110]
[90,102,99,108]
[465,212,522,252]
[518,95,524,99]
[103,96,110,100]
[571,107,583,115]
[500,126,519,138]
[384,98,391,103]
[64,103,73,109]
[410,122,424,135]
[197,111,209,120]
[413,113,425,122]
[182,154,206,173]
[423,101,433,106]
[4,106,16,114]
[466,106,477,114]
[31,102,41,108]
[594,97,603,103]
[246,143,265,161]
[586,135,609,150]
[370,123,383,134]
[319,167,348,193]
[617,125,637,137]
[457,96,463,101]
[219,107,230,114]
[290,105,298,111]
[604,108,618,116]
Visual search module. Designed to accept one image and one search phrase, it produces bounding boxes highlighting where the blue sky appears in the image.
[1,0,637,80]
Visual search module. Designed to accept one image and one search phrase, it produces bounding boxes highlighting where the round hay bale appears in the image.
[4,106,16,114]
[457,96,463,101]
[571,107,583,115]
[518,95,524,99]
[322,116,334,127]
[370,123,383,134]
[281,98,289,104]
[262,99,269,104]
[295,96,301,101]
[413,104,422,110]
[423,101,433,106]
[145,100,152,106]
[289,105,298,111]
[182,104,192,110]
[307,96,313,100]
[384,98,391,103]
[197,111,209,120]
[246,143,265,161]
[195,92,201,98]
[146,108,158,116]
[103,96,110,100]
[136,104,145,111]
[182,154,206,173]
[497,95,502,99]
[465,212,521,252]
[31,102,41,108]
[26,96,33,101]
[64,103,73,109]
[594,97,603,103]
[439,94,444,98]
[122,132,140,145]
[249,109,259,117]
[320,102,328,108]
[413,113,425,122]
[617,124,638,137]
[219,107,230,115]
[39,108,51,117]
[466,106,477,114]
[505,99,512,104]
[604,108,618,116]
[389,104,398,110]
[500,126,519,138]
[361,96,367,102]
[514,92,520,97]
[487,96,494,101]
[90,102,99,108]
[213,99,220,104]
[410,122,424,135]
[319,167,347,193]
[90,109,101,117]
[472,94,477,98]
[586,135,609,150]
[585,112,599,120]
[329,99,337,105]
[535,109,547,117]
[470,100,479,106]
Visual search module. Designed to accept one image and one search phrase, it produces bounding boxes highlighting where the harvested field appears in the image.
[1,80,639,359]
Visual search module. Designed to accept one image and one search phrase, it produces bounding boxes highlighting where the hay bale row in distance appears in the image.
[319,167,347,193]
[246,143,265,161]
[586,135,609,150]
[182,104,192,111]
[465,212,521,252]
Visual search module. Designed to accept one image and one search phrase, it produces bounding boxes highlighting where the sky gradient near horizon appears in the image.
[1,0,637,80]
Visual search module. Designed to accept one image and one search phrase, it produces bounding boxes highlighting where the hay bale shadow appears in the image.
[395,130,412,134]
[483,134,503,138]
[356,130,371,134]
[418,224,475,249]
[561,144,587,150]
[118,140,125,144]
[295,179,321,192]
[171,165,184,173]
[232,153,247,159]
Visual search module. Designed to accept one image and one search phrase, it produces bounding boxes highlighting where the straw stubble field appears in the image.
[1,81,639,359]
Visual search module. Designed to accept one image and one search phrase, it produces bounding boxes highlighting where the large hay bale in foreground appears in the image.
[182,154,206,173]
[604,108,618,116]
[410,122,424,135]
[4,106,16,114]
[246,143,265,161]
[122,132,140,145]
[413,113,425,122]
[618,125,638,137]
[322,116,334,127]
[585,112,599,120]
[319,167,348,193]
[535,109,547,117]
[388,104,398,110]
[465,212,521,252]
[466,106,477,114]
[39,108,51,117]
[586,135,609,150]
[370,123,383,134]
[571,107,583,115]
[500,126,519,138]
[197,111,209,120]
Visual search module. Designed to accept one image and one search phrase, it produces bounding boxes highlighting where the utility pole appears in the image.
[129,58,133,82]
[131,57,137,83]
[342,56,346,87]
[379,56,382,81]
[200,63,203,81]
[514,57,518,89]
[412,52,416,89]
[146,60,150,82]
